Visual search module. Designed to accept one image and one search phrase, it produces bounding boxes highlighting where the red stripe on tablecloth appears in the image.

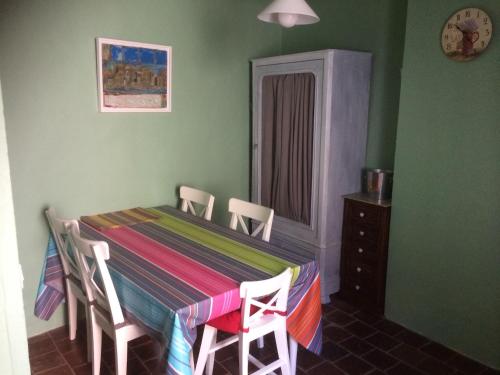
[102,226,238,296]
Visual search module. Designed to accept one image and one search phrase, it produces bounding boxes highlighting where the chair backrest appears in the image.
[228,198,274,242]
[240,268,292,332]
[67,224,125,326]
[180,186,215,221]
[45,207,81,279]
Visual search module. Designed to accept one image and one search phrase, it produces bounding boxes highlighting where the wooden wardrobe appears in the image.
[251,50,372,303]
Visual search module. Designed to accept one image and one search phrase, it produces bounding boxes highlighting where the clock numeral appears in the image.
[481,40,485,48]
[483,17,488,25]
[476,11,480,18]
[485,29,490,36]
[444,34,449,40]
[456,14,461,21]
[465,10,471,17]
[447,23,453,29]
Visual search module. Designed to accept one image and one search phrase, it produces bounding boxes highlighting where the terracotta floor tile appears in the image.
[296,347,324,370]
[335,354,374,375]
[481,369,500,375]
[63,346,88,367]
[339,336,374,356]
[307,361,345,374]
[330,295,359,314]
[321,340,349,362]
[327,309,357,326]
[420,341,456,362]
[30,350,66,374]
[28,335,57,359]
[28,333,52,346]
[324,325,353,342]
[417,356,456,375]
[373,320,404,336]
[344,321,377,339]
[36,364,74,375]
[446,353,487,374]
[133,340,162,361]
[353,311,383,325]
[47,326,70,342]
[362,349,399,371]
[394,329,429,348]
[386,362,425,375]
[54,337,86,354]
[365,332,400,351]
[389,343,429,367]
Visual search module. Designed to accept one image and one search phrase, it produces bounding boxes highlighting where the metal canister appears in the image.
[361,168,393,201]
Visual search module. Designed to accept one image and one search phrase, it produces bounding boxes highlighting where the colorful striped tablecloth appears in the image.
[35,205,322,375]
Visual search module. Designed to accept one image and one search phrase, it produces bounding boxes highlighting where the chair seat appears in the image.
[207,301,286,334]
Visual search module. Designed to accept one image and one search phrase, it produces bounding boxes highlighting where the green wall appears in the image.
[0,0,281,337]
[386,0,500,368]
[281,0,408,169]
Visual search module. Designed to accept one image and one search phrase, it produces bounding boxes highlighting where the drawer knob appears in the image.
[355,285,360,291]
[359,212,365,218]
[358,248,364,254]
[356,267,362,273]
[359,230,365,236]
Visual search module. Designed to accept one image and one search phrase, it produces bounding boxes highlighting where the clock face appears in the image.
[441,8,493,61]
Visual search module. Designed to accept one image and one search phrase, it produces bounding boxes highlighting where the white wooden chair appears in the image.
[194,268,292,375]
[67,224,146,375]
[180,186,215,221]
[45,207,92,360]
[228,198,274,242]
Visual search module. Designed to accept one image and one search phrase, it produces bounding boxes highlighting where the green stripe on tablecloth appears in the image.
[147,208,299,280]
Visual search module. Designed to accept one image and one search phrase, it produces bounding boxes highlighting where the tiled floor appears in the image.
[29,295,500,375]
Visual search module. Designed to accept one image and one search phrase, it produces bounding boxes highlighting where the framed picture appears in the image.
[96,38,172,112]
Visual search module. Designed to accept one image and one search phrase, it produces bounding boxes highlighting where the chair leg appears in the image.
[238,334,250,375]
[67,286,77,340]
[289,336,298,375]
[194,325,217,375]
[91,317,102,375]
[257,336,265,349]
[114,331,128,375]
[206,329,217,375]
[85,305,92,362]
[274,327,291,375]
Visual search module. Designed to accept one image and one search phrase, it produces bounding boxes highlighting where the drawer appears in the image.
[342,278,377,302]
[345,222,379,244]
[343,241,378,262]
[347,200,380,225]
[344,260,376,281]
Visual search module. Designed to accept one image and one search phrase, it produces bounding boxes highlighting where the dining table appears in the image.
[35,204,323,375]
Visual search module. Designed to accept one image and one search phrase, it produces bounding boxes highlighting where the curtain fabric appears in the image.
[261,73,315,225]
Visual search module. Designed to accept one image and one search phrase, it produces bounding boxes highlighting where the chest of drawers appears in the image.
[339,194,391,313]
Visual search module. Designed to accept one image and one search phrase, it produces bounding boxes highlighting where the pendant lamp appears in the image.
[257,0,320,28]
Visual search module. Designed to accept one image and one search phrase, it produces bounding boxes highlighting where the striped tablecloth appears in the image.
[35,205,322,375]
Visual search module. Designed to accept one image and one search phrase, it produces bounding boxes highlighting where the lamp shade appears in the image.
[257,0,319,28]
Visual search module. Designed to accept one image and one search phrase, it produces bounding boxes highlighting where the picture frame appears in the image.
[96,38,172,112]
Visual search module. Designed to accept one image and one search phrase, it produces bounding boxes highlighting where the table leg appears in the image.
[289,335,298,375]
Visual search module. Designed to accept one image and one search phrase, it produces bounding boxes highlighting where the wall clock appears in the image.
[441,8,493,61]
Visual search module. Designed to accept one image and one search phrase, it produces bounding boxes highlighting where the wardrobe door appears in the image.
[260,72,314,226]
[252,58,325,246]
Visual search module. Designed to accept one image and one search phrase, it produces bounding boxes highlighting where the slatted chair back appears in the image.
[228,198,274,242]
[68,224,125,327]
[45,207,81,280]
[180,186,215,221]
[240,267,292,332]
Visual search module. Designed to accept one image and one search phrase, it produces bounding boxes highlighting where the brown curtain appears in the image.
[260,73,315,225]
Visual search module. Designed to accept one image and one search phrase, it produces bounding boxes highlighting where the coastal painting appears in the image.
[96,38,172,112]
